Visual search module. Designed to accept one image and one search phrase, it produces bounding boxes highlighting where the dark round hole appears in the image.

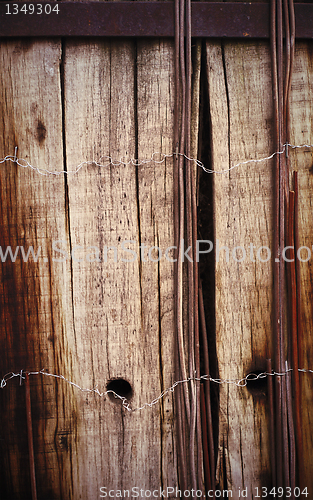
[106,378,133,402]
[245,370,268,396]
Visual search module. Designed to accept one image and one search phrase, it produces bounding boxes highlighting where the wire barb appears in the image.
[1,367,312,413]
[0,143,312,177]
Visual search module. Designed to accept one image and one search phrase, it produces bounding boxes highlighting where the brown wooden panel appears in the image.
[61,37,167,494]
[206,38,313,496]
[288,42,313,491]
[0,30,179,500]
[206,39,275,495]
[0,39,75,498]
[136,38,178,488]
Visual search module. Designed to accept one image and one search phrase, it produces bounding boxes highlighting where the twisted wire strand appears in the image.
[0,143,312,177]
[1,367,312,413]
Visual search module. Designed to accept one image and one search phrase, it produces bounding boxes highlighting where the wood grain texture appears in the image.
[288,43,313,493]
[62,37,177,494]
[136,38,177,489]
[0,40,75,498]
[206,39,313,496]
[206,40,274,495]
[1,16,313,500]
[62,39,150,495]
[0,35,179,498]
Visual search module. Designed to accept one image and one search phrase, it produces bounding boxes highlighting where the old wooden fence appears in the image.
[0,0,313,499]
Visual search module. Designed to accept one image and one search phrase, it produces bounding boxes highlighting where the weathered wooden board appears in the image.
[136,38,178,488]
[206,39,276,494]
[206,39,313,496]
[0,40,75,498]
[0,36,178,500]
[288,42,313,492]
[1,12,313,500]
[62,37,177,495]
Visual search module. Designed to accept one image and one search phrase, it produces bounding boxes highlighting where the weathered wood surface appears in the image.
[0,37,178,497]
[0,40,72,498]
[288,43,313,491]
[206,40,273,495]
[1,18,313,500]
[63,37,177,495]
[206,39,313,495]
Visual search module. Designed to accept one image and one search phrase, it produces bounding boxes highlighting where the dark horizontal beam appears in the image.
[1,2,313,38]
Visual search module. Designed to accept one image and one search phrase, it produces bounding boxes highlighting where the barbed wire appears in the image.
[0,151,203,176]
[202,143,313,174]
[1,367,312,412]
[0,143,312,177]
[1,143,312,411]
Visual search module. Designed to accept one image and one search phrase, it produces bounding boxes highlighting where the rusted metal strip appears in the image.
[286,190,297,496]
[294,171,302,376]
[200,384,212,491]
[1,2,313,38]
[271,0,284,487]
[175,347,189,491]
[183,0,198,489]
[285,360,296,500]
[293,173,304,493]
[173,0,188,491]
[291,175,304,490]
[277,0,290,486]
[199,283,215,491]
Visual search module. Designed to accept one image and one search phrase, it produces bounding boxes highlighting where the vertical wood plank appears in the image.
[136,38,177,489]
[206,38,313,495]
[0,40,76,498]
[0,32,180,500]
[62,39,148,495]
[288,43,313,493]
[206,40,274,495]
[62,37,178,495]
